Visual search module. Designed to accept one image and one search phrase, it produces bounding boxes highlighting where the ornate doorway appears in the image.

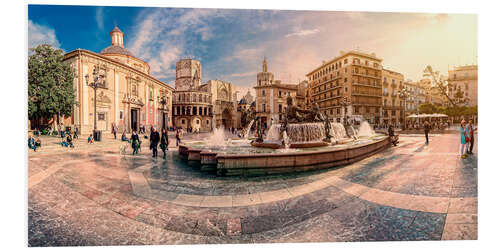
[131,109,138,131]
[222,108,232,129]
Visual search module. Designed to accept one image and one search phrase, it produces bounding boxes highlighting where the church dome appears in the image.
[100,45,134,57]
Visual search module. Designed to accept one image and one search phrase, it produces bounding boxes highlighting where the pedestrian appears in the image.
[467,119,476,154]
[35,136,41,148]
[28,134,37,151]
[112,123,117,139]
[460,120,469,159]
[388,125,398,146]
[150,127,160,158]
[424,121,430,145]
[74,126,79,139]
[131,130,141,155]
[88,134,94,144]
[160,128,169,159]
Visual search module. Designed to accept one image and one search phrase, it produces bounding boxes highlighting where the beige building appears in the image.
[306,50,383,124]
[172,59,238,131]
[254,59,300,128]
[63,26,174,135]
[381,69,404,125]
[172,59,213,132]
[447,65,478,107]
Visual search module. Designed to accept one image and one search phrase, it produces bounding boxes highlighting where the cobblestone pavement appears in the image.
[28,132,477,246]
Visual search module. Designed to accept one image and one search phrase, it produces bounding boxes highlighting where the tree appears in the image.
[423,65,469,107]
[418,103,437,114]
[28,44,77,128]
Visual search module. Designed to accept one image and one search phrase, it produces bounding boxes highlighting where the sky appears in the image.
[28,5,477,99]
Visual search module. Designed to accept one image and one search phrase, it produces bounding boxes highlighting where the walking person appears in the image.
[112,122,117,139]
[131,130,140,155]
[467,119,476,154]
[424,121,430,145]
[460,120,470,159]
[150,127,160,158]
[160,128,169,159]
[74,126,79,139]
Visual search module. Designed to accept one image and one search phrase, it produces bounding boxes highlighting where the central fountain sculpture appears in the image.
[251,96,352,149]
[178,95,390,176]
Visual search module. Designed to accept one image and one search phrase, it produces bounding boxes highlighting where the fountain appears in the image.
[178,96,391,176]
[357,121,375,137]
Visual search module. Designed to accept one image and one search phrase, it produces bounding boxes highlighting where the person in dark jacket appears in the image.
[424,121,430,145]
[388,125,397,146]
[66,134,74,148]
[131,130,141,155]
[467,119,476,154]
[160,128,169,159]
[150,127,160,158]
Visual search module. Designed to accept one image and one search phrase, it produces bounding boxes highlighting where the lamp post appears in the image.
[398,87,409,130]
[158,95,168,129]
[85,64,106,140]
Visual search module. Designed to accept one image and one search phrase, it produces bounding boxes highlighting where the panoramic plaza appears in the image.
[28,130,477,246]
[26,5,479,247]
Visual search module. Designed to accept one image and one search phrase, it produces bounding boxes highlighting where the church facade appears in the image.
[62,26,174,135]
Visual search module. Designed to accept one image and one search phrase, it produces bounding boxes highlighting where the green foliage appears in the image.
[418,103,438,114]
[28,44,77,121]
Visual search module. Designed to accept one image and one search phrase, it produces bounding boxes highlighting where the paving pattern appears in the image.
[28,133,477,246]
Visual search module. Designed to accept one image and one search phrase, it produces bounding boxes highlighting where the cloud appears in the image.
[96,7,105,31]
[229,71,257,77]
[285,28,320,38]
[128,8,222,82]
[28,20,60,49]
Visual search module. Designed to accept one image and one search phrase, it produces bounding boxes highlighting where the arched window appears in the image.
[193,106,197,115]
[199,94,202,102]
[182,106,186,115]
[176,106,180,115]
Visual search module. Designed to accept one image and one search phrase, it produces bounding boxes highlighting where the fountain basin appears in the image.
[179,135,390,176]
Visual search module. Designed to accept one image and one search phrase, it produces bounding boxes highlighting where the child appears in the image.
[88,134,94,144]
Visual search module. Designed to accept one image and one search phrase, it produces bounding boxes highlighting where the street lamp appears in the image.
[85,64,106,141]
[398,87,409,130]
[157,95,168,129]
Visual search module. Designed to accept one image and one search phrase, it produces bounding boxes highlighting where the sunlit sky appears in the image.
[28,5,477,98]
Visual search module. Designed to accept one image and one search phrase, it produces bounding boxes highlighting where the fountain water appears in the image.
[243,119,255,139]
[282,131,290,149]
[265,124,282,142]
[204,126,229,147]
[357,121,375,137]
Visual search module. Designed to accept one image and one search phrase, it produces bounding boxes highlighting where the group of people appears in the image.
[119,127,181,159]
[459,119,476,159]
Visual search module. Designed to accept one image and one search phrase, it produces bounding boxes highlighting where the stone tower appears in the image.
[257,58,274,86]
[175,59,202,91]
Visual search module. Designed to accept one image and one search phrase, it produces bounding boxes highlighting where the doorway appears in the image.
[131,109,138,132]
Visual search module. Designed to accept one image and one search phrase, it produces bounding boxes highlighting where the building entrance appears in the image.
[131,109,138,132]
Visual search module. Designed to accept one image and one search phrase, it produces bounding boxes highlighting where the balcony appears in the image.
[391,93,397,97]
[352,82,382,89]
[352,91,380,98]
[352,61,382,70]
[383,92,389,96]
[383,81,388,86]
[391,83,397,88]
